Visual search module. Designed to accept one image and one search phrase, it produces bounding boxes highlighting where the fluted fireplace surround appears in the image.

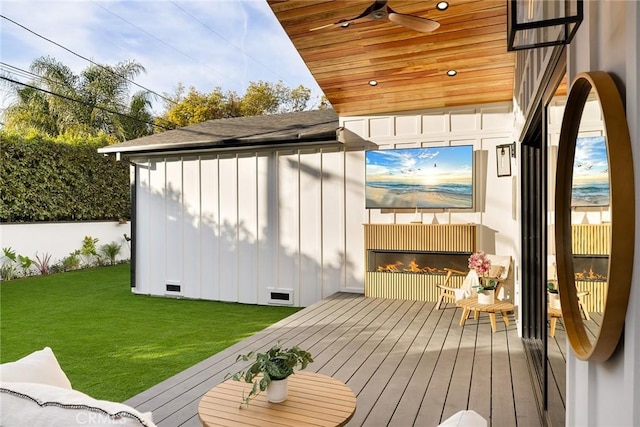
[364,224,477,301]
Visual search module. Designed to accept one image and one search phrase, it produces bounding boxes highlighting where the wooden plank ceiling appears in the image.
[267,0,515,116]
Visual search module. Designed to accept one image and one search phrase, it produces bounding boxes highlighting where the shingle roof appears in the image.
[99,109,340,155]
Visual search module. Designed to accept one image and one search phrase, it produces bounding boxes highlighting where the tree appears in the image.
[155,84,237,129]
[2,56,154,142]
[156,80,314,130]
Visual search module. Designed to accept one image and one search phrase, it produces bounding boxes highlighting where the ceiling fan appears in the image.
[311,0,440,33]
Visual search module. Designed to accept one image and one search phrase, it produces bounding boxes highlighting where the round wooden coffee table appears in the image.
[457,297,515,333]
[198,371,357,426]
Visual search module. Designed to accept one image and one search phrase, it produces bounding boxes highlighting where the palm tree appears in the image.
[2,56,154,142]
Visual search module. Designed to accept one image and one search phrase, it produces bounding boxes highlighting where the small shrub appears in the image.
[80,236,99,267]
[62,251,81,272]
[100,242,122,266]
[1,247,19,280]
[34,252,53,275]
[18,255,34,276]
[0,264,18,281]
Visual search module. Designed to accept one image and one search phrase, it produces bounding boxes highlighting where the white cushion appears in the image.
[0,347,72,389]
[0,382,156,427]
[486,255,511,280]
[438,410,487,426]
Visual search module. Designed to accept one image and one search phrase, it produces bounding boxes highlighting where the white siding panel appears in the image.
[481,105,512,130]
[148,160,166,295]
[395,115,420,136]
[200,156,219,300]
[135,162,150,294]
[182,158,201,299]
[257,154,276,305]
[298,152,321,306]
[422,112,447,133]
[277,152,300,304]
[321,150,345,296]
[237,155,258,304]
[344,150,366,290]
[165,160,183,289]
[450,109,478,132]
[343,119,367,139]
[218,156,238,302]
[369,117,392,137]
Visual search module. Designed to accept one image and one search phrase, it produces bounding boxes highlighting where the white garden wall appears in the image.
[0,221,132,268]
[130,101,517,308]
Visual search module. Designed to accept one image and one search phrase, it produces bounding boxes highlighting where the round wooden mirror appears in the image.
[555,71,634,362]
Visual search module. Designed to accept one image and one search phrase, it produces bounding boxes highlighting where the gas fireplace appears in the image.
[368,250,471,275]
[363,223,478,302]
[573,255,608,282]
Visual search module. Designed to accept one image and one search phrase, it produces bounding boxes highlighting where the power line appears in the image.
[0,14,178,106]
[0,62,179,129]
[90,1,245,88]
[0,75,171,131]
[169,1,286,83]
[0,62,59,87]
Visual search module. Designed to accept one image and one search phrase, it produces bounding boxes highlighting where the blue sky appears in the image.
[0,0,323,114]
[573,136,609,183]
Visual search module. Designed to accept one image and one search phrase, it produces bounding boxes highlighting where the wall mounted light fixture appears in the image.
[507,0,583,51]
[496,144,512,177]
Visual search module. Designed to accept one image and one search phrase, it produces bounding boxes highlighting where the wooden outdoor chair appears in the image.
[435,268,467,309]
[436,254,513,310]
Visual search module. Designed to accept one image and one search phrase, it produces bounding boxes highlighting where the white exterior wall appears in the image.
[342,103,519,297]
[565,1,640,426]
[131,146,366,307]
[132,102,516,308]
[0,221,132,267]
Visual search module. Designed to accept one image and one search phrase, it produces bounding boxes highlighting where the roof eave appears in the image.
[98,129,342,156]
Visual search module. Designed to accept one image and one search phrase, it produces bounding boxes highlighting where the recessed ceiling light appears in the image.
[368,80,378,86]
[436,1,449,11]
[446,70,457,77]
[340,22,350,28]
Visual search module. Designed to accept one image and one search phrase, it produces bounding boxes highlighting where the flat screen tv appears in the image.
[571,136,610,207]
[365,145,474,209]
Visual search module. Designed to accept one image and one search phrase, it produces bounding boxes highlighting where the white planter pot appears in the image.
[549,293,561,310]
[477,290,495,305]
[267,377,288,403]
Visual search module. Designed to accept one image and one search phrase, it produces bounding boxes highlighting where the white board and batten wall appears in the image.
[132,102,517,307]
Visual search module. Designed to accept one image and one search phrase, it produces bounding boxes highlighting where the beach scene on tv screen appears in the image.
[572,136,610,207]
[366,146,473,209]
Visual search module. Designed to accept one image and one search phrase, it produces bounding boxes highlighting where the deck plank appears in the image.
[121,294,559,427]
[389,303,457,425]
[507,327,541,427]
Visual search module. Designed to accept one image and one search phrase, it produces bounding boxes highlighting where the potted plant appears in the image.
[228,343,313,405]
[548,282,561,310]
[475,278,498,304]
[469,251,497,304]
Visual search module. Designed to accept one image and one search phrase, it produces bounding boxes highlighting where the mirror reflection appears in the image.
[547,81,610,347]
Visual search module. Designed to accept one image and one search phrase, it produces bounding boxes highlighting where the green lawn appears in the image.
[0,264,301,402]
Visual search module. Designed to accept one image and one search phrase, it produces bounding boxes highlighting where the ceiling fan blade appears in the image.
[310,0,384,31]
[310,22,340,31]
[388,12,440,32]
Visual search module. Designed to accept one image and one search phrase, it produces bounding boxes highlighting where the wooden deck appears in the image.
[126,293,545,426]
[546,311,601,427]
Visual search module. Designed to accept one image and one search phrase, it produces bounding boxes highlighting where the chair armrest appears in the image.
[444,268,467,276]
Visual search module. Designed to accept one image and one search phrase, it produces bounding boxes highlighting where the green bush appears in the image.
[0,131,130,222]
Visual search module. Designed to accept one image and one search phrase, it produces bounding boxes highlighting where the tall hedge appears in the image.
[0,132,130,222]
